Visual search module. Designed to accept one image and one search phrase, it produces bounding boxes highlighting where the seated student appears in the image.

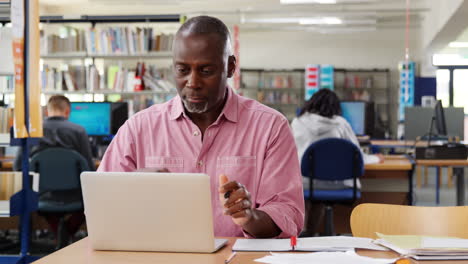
[14,95,95,244]
[98,16,305,238]
[291,89,383,190]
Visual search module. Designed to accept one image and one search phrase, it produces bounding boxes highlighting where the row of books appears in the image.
[0,107,13,134]
[242,74,302,89]
[260,75,297,89]
[41,26,174,55]
[86,27,174,55]
[40,27,87,54]
[41,63,176,93]
[257,91,301,105]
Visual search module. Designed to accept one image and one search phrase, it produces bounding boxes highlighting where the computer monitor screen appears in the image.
[69,102,111,136]
[434,100,447,136]
[111,102,129,135]
[340,101,366,135]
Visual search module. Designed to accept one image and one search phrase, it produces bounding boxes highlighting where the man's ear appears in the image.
[227,55,237,78]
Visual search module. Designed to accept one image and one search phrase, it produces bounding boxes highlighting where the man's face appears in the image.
[173,32,235,114]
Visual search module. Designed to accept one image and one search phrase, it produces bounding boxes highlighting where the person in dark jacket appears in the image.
[14,95,94,246]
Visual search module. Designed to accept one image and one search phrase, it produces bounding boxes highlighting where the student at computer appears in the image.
[98,16,305,239]
[14,95,95,242]
[291,89,383,190]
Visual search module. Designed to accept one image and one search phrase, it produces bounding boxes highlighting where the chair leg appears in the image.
[324,205,335,236]
[447,166,453,188]
[423,166,429,186]
[56,217,69,250]
[416,165,422,188]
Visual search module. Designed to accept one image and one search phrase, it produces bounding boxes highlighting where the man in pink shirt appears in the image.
[98,16,304,238]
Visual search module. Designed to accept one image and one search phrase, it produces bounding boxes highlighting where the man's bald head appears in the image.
[175,16,232,56]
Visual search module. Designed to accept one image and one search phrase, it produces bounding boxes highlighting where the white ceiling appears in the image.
[36,0,430,33]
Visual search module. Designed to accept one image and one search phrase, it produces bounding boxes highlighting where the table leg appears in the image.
[408,167,414,205]
[454,167,465,206]
[436,166,440,205]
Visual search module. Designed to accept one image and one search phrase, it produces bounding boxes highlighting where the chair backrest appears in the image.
[301,138,364,181]
[351,203,468,239]
[30,147,90,193]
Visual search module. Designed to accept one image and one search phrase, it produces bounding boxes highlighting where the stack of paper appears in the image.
[375,233,468,260]
[233,236,387,252]
[255,251,397,264]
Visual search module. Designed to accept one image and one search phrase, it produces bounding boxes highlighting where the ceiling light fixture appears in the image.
[449,42,468,48]
[280,0,337,4]
[299,17,342,25]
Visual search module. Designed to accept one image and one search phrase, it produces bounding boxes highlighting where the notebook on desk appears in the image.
[80,172,227,253]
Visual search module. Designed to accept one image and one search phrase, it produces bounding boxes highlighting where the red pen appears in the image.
[290,236,297,251]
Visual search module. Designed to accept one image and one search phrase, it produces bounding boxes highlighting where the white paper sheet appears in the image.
[422,237,468,249]
[232,236,387,252]
[254,251,397,264]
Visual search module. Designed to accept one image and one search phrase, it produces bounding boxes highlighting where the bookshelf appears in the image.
[35,15,181,113]
[334,69,392,138]
[240,68,304,121]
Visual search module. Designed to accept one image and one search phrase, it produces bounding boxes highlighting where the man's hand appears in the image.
[218,174,254,227]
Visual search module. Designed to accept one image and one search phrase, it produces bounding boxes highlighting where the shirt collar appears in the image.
[47,116,67,121]
[169,87,239,123]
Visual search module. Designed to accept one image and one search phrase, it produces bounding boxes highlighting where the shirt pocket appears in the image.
[216,156,257,196]
[144,156,184,173]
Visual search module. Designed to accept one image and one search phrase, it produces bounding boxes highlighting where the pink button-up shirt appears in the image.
[98,87,305,238]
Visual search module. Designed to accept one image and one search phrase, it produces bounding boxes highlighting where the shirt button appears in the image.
[193,131,200,136]
[198,160,203,167]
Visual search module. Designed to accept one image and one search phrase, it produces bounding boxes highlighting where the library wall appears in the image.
[238,28,422,69]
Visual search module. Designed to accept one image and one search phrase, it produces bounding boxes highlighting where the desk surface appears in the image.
[32,237,467,264]
[416,159,468,166]
[365,155,413,171]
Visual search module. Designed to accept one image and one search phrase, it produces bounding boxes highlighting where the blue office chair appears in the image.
[30,148,90,249]
[301,138,364,236]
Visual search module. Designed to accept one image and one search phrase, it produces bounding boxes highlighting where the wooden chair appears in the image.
[350,203,468,239]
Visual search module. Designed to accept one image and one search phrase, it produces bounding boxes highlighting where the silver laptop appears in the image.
[80,172,227,253]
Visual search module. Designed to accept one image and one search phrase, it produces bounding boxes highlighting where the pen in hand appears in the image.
[225,251,237,264]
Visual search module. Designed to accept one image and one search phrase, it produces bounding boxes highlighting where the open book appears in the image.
[375,233,468,260]
[233,236,387,252]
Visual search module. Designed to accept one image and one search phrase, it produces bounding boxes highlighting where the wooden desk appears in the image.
[320,155,414,234]
[32,237,467,264]
[364,155,414,205]
[371,140,426,148]
[416,159,468,206]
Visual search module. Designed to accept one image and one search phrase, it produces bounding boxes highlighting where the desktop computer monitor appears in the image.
[340,101,366,136]
[111,102,129,135]
[435,100,447,136]
[69,102,111,136]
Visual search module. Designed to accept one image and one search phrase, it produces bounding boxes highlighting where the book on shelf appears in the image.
[0,107,13,134]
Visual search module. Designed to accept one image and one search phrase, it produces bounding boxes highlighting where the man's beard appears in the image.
[182,99,209,114]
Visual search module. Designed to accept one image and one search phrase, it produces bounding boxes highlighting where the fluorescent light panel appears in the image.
[245,17,375,25]
[281,0,337,4]
[280,0,375,4]
[449,42,468,48]
[300,17,342,25]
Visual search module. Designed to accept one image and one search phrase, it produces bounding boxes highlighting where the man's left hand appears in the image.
[218,174,254,227]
